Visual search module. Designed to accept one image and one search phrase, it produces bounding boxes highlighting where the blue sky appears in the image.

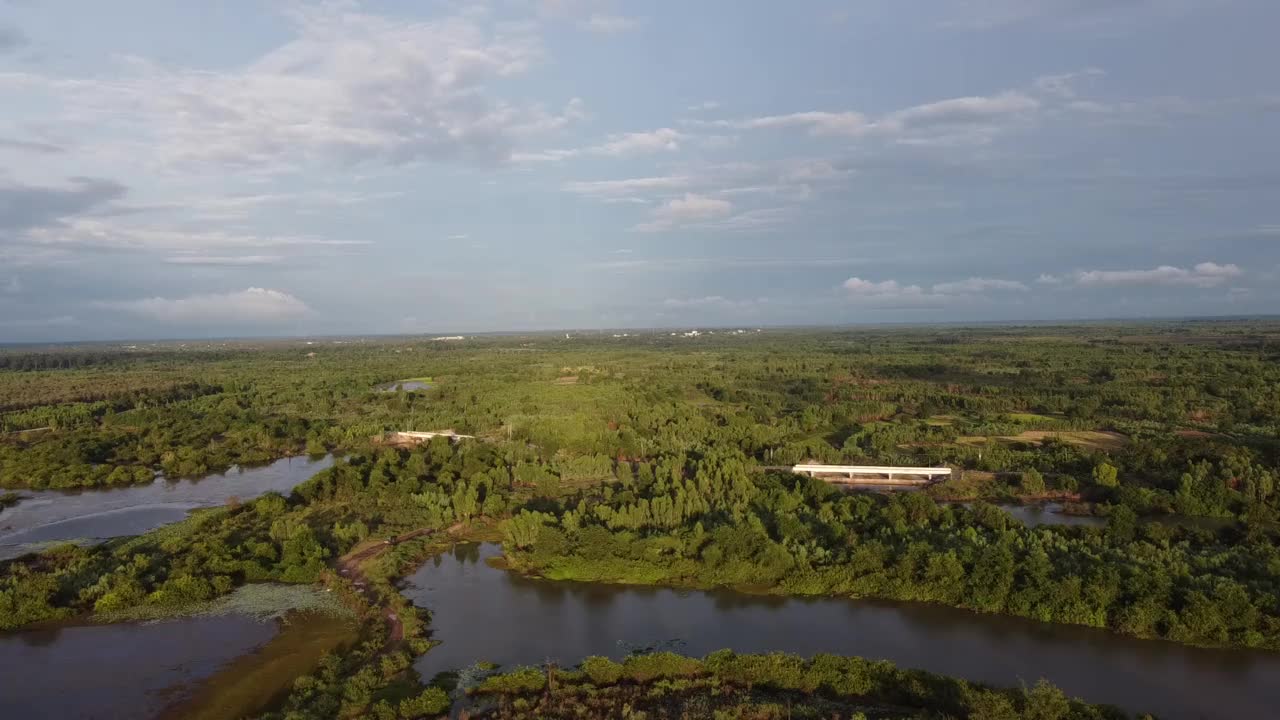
[1,0,1278,341]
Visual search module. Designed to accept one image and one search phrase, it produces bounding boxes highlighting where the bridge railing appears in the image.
[791,464,951,482]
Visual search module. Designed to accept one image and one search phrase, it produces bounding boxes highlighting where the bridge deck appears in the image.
[791,464,951,485]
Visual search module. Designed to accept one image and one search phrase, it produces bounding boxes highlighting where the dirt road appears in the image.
[332,525,461,650]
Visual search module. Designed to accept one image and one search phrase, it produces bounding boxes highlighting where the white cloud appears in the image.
[842,275,1027,307]
[97,287,310,324]
[515,128,683,162]
[931,277,1028,293]
[1075,262,1243,288]
[591,255,865,272]
[163,255,284,266]
[687,101,720,112]
[722,111,873,137]
[565,159,850,207]
[563,175,692,199]
[24,219,367,253]
[634,193,733,232]
[662,295,762,310]
[0,5,579,173]
[882,92,1039,131]
[710,90,1039,141]
[567,161,851,235]
[844,274,957,304]
[167,189,406,221]
[1036,273,1064,285]
[843,277,928,298]
[580,13,643,33]
[595,128,683,156]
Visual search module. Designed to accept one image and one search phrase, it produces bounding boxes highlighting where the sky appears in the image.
[1,0,1278,341]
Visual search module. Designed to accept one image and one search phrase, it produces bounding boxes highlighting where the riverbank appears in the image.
[467,651,1132,720]
[0,583,358,720]
[0,610,277,720]
[0,454,336,558]
[154,610,359,720]
[503,534,1278,653]
[404,542,1280,720]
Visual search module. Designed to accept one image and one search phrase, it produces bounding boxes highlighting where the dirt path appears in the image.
[332,524,464,651]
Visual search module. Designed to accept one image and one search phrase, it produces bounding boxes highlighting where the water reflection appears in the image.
[998,503,1107,528]
[0,615,276,720]
[403,543,1280,720]
[0,455,335,558]
[949,502,1107,529]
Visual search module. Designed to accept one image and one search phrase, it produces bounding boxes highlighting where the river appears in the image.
[404,543,1280,720]
[991,502,1106,528]
[0,614,277,720]
[0,455,334,559]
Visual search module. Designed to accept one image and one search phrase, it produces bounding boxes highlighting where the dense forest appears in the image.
[3,322,1280,718]
[502,457,1280,649]
[4,324,1278,526]
[467,651,1135,719]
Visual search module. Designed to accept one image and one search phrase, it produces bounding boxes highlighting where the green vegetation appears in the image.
[1,440,518,630]
[4,324,1279,521]
[4,322,1280,718]
[468,651,1136,720]
[94,581,354,624]
[0,491,20,511]
[503,458,1280,649]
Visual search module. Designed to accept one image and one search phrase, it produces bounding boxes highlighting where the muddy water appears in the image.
[0,455,334,558]
[404,543,1280,720]
[155,612,359,720]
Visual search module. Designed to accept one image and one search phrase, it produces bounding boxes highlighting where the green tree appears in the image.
[398,687,450,718]
[1091,462,1118,488]
[1020,468,1046,495]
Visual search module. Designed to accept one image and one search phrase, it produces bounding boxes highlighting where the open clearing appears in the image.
[957,430,1128,452]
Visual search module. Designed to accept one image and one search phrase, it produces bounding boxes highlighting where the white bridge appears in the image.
[791,464,951,486]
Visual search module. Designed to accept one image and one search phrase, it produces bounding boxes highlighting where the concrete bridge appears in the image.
[791,464,951,486]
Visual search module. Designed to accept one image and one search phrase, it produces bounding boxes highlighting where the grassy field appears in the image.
[956,430,1129,452]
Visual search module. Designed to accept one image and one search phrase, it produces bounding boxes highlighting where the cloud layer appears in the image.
[1,6,578,174]
[0,1,1275,340]
[97,288,310,325]
[1073,263,1243,288]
